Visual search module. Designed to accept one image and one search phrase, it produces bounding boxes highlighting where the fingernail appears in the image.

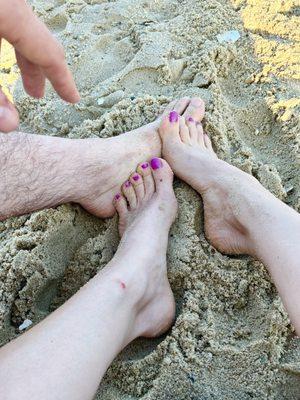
[133,174,140,181]
[114,193,121,201]
[141,163,149,169]
[169,111,179,123]
[125,181,131,188]
[150,158,163,170]
[188,117,194,123]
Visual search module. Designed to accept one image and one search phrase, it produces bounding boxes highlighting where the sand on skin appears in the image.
[0,0,300,399]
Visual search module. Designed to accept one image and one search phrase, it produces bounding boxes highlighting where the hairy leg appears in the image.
[0,97,198,220]
[0,158,177,400]
[159,106,300,334]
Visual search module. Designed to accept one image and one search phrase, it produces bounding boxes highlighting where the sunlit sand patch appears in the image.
[0,40,18,101]
[232,0,300,121]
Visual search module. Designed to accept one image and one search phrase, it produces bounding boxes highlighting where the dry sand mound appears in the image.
[1,0,300,398]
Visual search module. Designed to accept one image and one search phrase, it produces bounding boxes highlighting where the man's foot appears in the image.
[159,105,278,256]
[112,158,177,338]
[75,97,205,218]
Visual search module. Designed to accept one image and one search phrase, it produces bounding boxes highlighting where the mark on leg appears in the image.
[120,281,126,289]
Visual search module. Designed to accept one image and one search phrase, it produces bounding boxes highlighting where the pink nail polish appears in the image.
[133,175,140,181]
[115,193,121,200]
[150,158,163,170]
[125,181,131,188]
[141,163,149,169]
[169,111,179,123]
[188,117,194,122]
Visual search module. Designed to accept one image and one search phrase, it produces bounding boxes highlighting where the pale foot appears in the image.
[159,104,279,256]
[74,97,205,218]
[112,158,177,338]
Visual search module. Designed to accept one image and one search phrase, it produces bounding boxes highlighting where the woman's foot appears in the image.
[112,158,177,338]
[75,97,205,218]
[159,105,280,256]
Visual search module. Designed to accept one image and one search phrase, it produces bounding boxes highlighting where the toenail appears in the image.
[169,110,179,123]
[132,175,140,181]
[141,163,149,169]
[125,181,131,188]
[188,117,194,123]
[150,158,163,170]
[114,193,121,201]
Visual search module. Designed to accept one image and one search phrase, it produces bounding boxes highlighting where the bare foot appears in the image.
[74,97,206,219]
[159,103,279,256]
[112,158,177,338]
[73,98,186,218]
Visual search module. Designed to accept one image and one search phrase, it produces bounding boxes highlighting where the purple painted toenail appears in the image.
[188,117,194,122]
[133,175,140,181]
[115,193,121,200]
[169,111,179,123]
[150,158,163,170]
[141,163,149,169]
[125,181,131,188]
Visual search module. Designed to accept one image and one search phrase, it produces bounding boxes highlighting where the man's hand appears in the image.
[0,0,80,133]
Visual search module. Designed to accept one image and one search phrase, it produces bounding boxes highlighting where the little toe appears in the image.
[179,116,191,144]
[122,180,137,209]
[196,123,205,147]
[150,158,174,193]
[130,172,145,203]
[187,118,198,143]
[113,193,128,218]
[137,162,155,199]
[183,97,205,123]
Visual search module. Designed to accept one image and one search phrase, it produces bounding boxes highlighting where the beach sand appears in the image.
[0,0,300,398]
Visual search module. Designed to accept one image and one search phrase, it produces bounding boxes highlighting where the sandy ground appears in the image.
[0,0,300,398]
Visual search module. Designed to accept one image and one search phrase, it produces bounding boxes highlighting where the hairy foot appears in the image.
[159,103,277,256]
[74,97,205,218]
[112,158,177,338]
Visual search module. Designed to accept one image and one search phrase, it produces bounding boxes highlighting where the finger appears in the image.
[0,0,80,103]
[15,50,45,98]
[0,88,19,133]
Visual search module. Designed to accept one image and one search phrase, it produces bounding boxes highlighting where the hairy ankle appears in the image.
[0,133,83,219]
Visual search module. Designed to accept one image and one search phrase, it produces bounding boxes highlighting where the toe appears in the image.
[122,180,137,209]
[187,118,198,143]
[172,97,191,115]
[159,112,180,143]
[162,97,190,117]
[179,116,190,144]
[183,97,205,123]
[150,158,174,193]
[113,193,128,218]
[137,162,155,200]
[196,123,205,147]
[130,172,145,203]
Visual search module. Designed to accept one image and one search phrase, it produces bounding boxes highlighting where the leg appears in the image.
[159,105,300,334]
[0,97,195,220]
[0,158,177,400]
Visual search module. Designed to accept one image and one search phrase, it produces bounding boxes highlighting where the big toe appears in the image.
[150,158,174,194]
[159,111,181,144]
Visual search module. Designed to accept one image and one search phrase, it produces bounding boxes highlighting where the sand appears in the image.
[0,0,300,398]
